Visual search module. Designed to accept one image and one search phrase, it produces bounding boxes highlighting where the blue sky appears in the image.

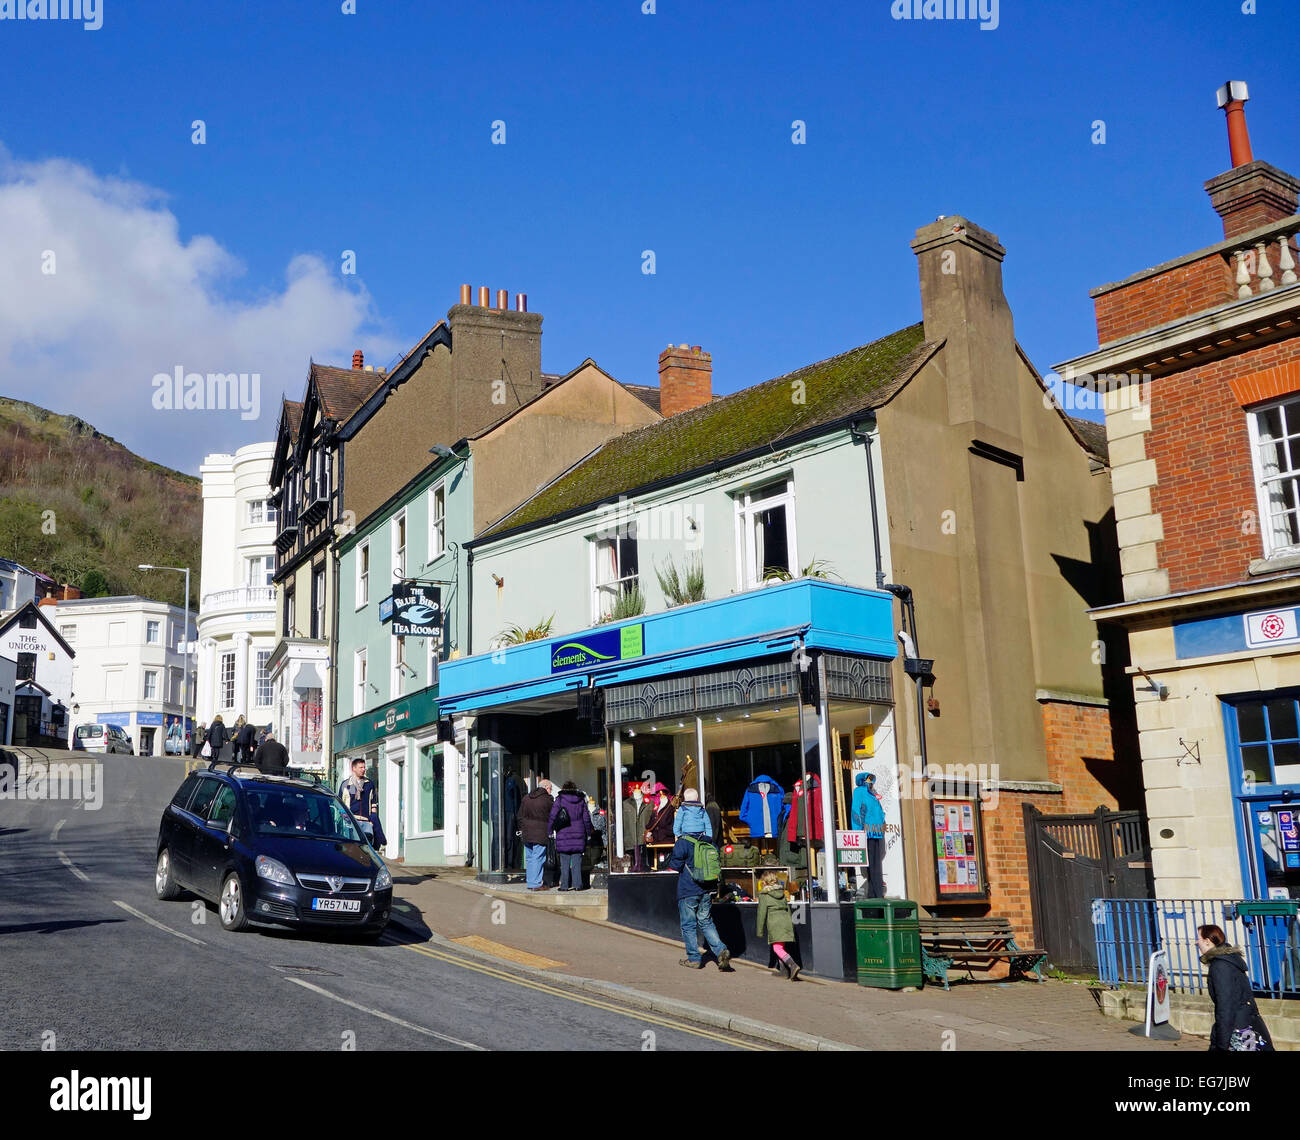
[2,0,1295,472]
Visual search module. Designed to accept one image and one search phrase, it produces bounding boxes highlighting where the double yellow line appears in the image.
[399,940,769,1050]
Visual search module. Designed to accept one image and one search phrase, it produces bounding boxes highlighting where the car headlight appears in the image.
[374,864,392,891]
[255,855,294,885]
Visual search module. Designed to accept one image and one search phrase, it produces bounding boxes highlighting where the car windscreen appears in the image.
[75,725,103,738]
[245,788,362,842]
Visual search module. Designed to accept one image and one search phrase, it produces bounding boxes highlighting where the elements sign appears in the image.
[550,624,644,674]
[392,584,441,638]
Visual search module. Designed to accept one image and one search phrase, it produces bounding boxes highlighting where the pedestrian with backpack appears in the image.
[756,871,801,980]
[668,809,732,971]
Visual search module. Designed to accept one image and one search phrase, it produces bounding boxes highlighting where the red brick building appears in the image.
[1056,82,1300,903]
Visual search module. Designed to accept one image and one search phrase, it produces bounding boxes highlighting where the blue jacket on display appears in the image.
[851,772,886,838]
[738,776,785,838]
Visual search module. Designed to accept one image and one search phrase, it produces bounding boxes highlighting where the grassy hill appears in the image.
[0,397,201,610]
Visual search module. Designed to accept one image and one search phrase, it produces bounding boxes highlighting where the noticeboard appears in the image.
[930,795,989,902]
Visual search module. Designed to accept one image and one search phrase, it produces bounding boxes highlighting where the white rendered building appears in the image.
[197,444,278,737]
[52,595,194,756]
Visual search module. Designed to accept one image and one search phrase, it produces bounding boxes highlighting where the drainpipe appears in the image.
[465,546,474,656]
[850,419,886,591]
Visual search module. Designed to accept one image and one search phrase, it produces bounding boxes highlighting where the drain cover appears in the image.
[271,964,341,976]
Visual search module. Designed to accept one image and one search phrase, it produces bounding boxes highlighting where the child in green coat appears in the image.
[755,871,800,981]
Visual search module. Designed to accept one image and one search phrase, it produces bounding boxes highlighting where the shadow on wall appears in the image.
[1050,507,1143,811]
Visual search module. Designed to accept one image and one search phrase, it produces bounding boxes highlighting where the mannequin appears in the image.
[622,785,653,871]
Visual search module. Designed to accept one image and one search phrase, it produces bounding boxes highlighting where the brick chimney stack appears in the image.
[1204,82,1300,240]
[352,349,364,370]
[658,344,712,417]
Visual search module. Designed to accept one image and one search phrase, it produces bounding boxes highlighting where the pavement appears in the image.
[389,866,1201,1052]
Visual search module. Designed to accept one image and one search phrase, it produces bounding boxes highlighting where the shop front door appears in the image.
[1243,800,1300,899]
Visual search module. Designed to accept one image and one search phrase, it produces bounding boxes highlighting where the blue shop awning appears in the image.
[438,578,896,717]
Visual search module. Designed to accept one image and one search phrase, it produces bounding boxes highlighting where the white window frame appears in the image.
[357,541,370,609]
[354,648,368,716]
[255,650,272,708]
[392,510,407,582]
[392,635,406,700]
[60,624,76,644]
[146,619,160,645]
[266,500,278,524]
[143,669,159,701]
[312,565,326,640]
[734,477,798,590]
[169,666,183,706]
[590,522,639,622]
[220,651,236,708]
[1248,397,1300,558]
[248,499,265,526]
[429,482,447,563]
[247,555,273,588]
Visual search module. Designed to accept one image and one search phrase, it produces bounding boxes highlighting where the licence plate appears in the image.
[311,897,361,913]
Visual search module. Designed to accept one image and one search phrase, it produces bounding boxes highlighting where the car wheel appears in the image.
[218,873,248,932]
[155,848,181,900]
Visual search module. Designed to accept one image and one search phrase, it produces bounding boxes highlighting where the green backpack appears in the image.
[683,835,721,884]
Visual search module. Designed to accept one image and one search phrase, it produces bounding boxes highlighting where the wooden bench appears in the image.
[918,917,1047,990]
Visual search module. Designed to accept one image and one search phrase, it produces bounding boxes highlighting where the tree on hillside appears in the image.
[79,569,110,598]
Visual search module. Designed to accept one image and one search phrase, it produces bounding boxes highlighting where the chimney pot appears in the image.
[352,349,364,370]
[515,292,528,313]
[496,289,508,310]
[478,286,490,307]
[1218,80,1255,168]
[459,283,472,306]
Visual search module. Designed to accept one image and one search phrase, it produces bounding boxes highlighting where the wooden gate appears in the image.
[1023,805,1153,973]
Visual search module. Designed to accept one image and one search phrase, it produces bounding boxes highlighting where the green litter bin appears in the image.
[854,898,922,989]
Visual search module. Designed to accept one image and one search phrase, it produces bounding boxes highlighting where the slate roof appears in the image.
[310,363,386,422]
[485,323,938,537]
[1066,416,1109,463]
[283,400,304,443]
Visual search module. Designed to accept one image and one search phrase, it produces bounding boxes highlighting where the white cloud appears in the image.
[0,144,400,473]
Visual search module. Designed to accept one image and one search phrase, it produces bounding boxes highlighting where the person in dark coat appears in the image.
[205,716,229,762]
[232,716,257,765]
[1198,924,1273,1050]
[251,728,289,772]
[519,779,554,891]
[548,781,593,892]
[192,722,207,758]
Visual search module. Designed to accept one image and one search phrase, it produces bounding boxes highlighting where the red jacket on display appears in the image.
[786,775,824,843]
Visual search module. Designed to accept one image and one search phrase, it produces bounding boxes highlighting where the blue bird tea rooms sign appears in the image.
[392,583,442,638]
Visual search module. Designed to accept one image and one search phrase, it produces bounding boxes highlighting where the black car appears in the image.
[155,764,392,939]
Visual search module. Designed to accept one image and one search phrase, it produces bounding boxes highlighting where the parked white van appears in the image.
[73,723,134,754]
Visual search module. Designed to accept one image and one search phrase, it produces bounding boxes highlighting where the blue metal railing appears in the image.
[1094,898,1300,996]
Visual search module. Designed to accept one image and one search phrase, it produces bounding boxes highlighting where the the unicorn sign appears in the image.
[392,584,442,638]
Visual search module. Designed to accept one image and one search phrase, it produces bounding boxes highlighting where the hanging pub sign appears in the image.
[930,794,989,902]
[392,584,442,638]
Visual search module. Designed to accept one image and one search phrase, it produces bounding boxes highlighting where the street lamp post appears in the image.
[139,564,191,756]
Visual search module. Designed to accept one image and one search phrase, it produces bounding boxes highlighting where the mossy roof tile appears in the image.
[488,323,935,536]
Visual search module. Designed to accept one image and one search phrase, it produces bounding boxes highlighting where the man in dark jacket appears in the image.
[233,717,258,765]
[1198,925,1273,1050]
[340,757,387,849]
[668,832,732,971]
[519,779,554,891]
[251,729,290,772]
[205,717,229,762]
